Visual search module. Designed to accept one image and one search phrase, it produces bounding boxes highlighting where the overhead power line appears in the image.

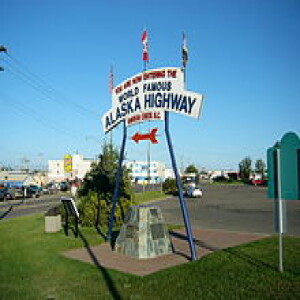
[0,91,79,139]
[1,47,99,119]
[0,45,106,152]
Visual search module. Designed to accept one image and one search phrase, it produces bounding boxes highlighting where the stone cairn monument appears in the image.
[114,205,173,259]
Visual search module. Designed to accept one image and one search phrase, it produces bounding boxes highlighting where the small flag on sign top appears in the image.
[141,30,149,63]
[109,65,114,94]
[182,32,188,68]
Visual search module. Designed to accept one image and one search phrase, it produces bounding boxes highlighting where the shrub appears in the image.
[77,142,135,228]
[77,191,135,228]
[78,191,101,227]
[162,178,177,194]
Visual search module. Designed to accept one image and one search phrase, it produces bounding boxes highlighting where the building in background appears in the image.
[126,161,166,184]
[0,170,37,187]
[164,167,176,179]
[48,154,95,182]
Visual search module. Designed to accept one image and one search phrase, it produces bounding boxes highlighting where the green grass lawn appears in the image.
[134,190,170,204]
[1,214,300,299]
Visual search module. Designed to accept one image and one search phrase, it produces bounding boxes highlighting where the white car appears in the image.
[187,186,203,198]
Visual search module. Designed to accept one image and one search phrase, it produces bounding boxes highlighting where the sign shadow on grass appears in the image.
[224,247,300,276]
[77,229,122,300]
[61,209,121,299]
[0,205,13,220]
[0,198,24,220]
[169,230,289,274]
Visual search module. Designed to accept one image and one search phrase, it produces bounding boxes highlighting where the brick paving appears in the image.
[62,228,268,276]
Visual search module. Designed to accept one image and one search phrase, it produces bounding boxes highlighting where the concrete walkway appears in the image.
[62,228,269,276]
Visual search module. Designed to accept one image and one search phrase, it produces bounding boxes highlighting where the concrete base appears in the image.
[45,215,62,233]
[115,205,173,259]
[63,228,269,276]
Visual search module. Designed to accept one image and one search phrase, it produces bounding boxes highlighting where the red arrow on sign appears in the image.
[132,128,158,144]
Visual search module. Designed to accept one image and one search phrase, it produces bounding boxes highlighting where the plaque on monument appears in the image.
[114,205,173,259]
[150,224,165,240]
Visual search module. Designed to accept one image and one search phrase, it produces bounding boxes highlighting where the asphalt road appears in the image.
[1,184,299,237]
[0,194,64,219]
[155,183,300,236]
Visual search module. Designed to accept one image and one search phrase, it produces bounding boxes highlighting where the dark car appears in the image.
[59,182,69,192]
[27,185,41,198]
[0,187,7,200]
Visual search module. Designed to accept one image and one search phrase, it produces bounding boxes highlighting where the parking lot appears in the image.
[1,183,299,236]
[156,183,300,236]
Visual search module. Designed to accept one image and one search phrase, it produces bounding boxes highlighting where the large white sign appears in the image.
[102,67,203,133]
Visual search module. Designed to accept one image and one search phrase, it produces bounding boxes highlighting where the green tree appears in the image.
[239,156,252,181]
[184,164,199,174]
[78,142,134,227]
[255,159,266,179]
[162,178,177,194]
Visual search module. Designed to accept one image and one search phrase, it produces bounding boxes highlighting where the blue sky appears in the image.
[1,0,299,170]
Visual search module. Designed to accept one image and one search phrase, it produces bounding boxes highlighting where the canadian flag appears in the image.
[141,30,149,62]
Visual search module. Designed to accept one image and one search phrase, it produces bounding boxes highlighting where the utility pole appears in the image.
[38,153,44,171]
[21,157,30,173]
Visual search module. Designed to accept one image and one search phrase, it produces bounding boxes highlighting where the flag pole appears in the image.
[183,65,186,90]
[144,36,150,186]
[145,38,151,187]
[109,64,114,145]
[142,29,151,186]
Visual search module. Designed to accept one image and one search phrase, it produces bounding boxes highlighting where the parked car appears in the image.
[0,187,7,201]
[183,183,195,196]
[251,179,267,186]
[211,175,227,183]
[27,185,41,198]
[42,183,57,194]
[42,185,51,194]
[59,181,69,192]
[187,186,203,198]
[5,186,24,199]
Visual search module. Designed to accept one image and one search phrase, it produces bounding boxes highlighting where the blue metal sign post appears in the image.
[165,111,197,260]
[107,121,127,242]
[107,113,198,261]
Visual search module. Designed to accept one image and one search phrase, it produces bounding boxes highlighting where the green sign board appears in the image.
[267,132,300,200]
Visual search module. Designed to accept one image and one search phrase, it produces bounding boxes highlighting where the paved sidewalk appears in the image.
[62,228,268,276]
